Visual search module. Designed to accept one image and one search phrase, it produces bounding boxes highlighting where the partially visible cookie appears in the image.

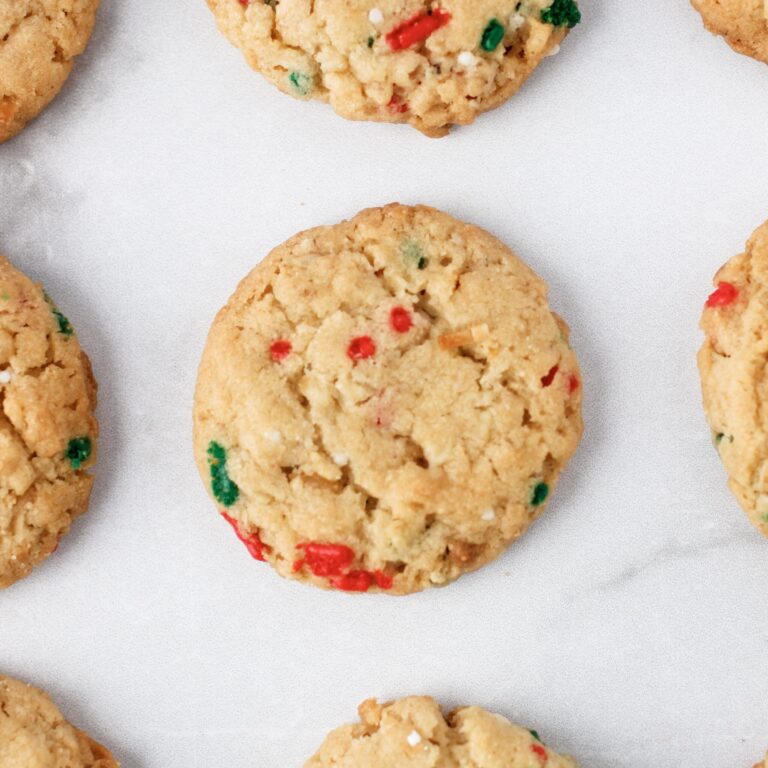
[206,0,581,137]
[755,755,767,768]
[193,204,583,594]
[0,256,98,588]
[690,0,768,64]
[0,675,117,767]
[698,219,768,537]
[0,0,100,143]
[304,696,579,767]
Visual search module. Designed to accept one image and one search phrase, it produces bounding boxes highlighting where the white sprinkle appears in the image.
[458,51,477,68]
[482,509,496,521]
[509,12,525,31]
[545,44,561,57]
[368,8,384,24]
[406,730,422,747]
[263,429,282,443]
[0,370,11,384]
[332,452,349,466]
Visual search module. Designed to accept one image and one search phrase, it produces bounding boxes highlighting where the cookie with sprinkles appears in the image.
[0,256,98,588]
[699,219,768,537]
[193,204,583,594]
[304,696,580,767]
[0,674,117,767]
[206,0,581,137]
[0,0,100,143]
[690,0,768,63]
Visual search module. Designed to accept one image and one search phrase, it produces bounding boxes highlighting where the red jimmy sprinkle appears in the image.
[541,365,559,387]
[221,512,269,562]
[294,542,355,577]
[270,339,292,361]
[390,306,413,333]
[386,8,452,50]
[387,95,409,114]
[531,743,549,763]
[330,569,393,592]
[348,336,376,360]
[706,281,739,308]
[568,374,580,394]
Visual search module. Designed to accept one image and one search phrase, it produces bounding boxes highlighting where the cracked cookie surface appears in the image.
[193,204,582,595]
[699,219,768,537]
[0,0,99,143]
[304,696,579,767]
[206,0,580,137]
[0,255,98,588]
[0,675,117,768]
[690,0,768,63]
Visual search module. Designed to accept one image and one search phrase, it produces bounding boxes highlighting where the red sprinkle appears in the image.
[221,512,269,562]
[387,95,409,114]
[330,570,374,592]
[270,339,292,361]
[386,8,452,50]
[373,570,394,590]
[348,336,376,360]
[390,306,413,333]
[568,374,580,394]
[531,743,549,763]
[706,281,739,308]
[294,542,355,577]
[541,365,559,387]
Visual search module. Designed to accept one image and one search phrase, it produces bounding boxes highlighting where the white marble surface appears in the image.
[1,0,768,765]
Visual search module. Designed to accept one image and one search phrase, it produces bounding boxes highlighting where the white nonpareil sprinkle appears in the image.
[332,452,349,466]
[0,370,11,384]
[509,12,525,31]
[545,44,561,57]
[263,429,282,443]
[368,7,384,24]
[482,509,496,521]
[406,730,422,747]
[458,51,477,68]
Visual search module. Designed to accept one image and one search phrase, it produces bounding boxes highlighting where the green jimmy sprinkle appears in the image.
[288,71,313,97]
[66,436,92,469]
[401,239,428,270]
[529,729,542,743]
[52,307,73,336]
[530,481,549,507]
[208,440,240,507]
[480,19,505,52]
[540,0,581,28]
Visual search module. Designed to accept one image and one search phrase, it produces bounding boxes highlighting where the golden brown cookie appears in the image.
[206,0,581,137]
[0,0,100,144]
[193,204,583,594]
[0,256,98,588]
[755,755,767,768]
[304,697,579,768]
[0,675,117,767]
[690,0,768,64]
[699,219,768,537]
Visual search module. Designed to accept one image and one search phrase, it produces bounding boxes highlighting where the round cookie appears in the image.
[193,204,583,594]
[0,0,100,144]
[690,0,768,64]
[304,696,579,767]
[0,256,98,588]
[206,0,581,137]
[0,675,117,767]
[699,219,768,537]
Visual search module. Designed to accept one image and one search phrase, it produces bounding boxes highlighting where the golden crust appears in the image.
[690,0,768,64]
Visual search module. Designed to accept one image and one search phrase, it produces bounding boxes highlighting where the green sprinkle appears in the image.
[208,440,239,507]
[530,481,549,507]
[66,436,92,469]
[481,19,505,52]
[714,432,724,446]
[367,36,375,48]
[52,308,73,336]
[402,239,428,270]
[541,0,581,28]
[288,71,313,96]
[529,729,542,743]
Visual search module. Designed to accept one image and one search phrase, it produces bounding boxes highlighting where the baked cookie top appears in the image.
[0,0,100,143]
[193,204,582,595]
[304,696,579,767]
[0,675,117,768]
[690,0,768,64]
[699,220,768,537]
[0,256,98,588]
[206,0,581,137]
